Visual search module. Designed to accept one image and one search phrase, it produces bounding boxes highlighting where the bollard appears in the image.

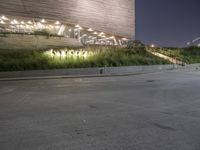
[99,68,104,75]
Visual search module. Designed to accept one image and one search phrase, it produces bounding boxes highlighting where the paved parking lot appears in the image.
[1,70,200,150]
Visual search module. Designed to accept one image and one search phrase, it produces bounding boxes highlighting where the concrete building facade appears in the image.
[0,0,135,49]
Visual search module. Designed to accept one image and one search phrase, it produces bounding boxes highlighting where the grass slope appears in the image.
[152,47,200,64]
[0,47,170,72]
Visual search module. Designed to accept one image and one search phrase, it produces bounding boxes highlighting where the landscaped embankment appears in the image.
[150,46,200,64]
[0,47,170,72]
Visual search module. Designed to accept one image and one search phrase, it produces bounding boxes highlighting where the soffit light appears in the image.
[20,21,25,24]
[75,24,83,30]
[41,19,46,23]
[0,20,6,24]
[88,28,93,32]
[55,21,60,25]
[27,21,33,24]
[1,16,9,20]
[109,36,115,39]
[11,19,18,25]
[75,24,80,28]
[122,38,128,40]
[20,25,24,28]
[99,32,105,35]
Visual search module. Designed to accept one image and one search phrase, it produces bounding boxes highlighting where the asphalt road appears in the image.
[1,70,200,150]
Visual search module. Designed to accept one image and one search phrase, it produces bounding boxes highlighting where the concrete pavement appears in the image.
[0,70,200,150]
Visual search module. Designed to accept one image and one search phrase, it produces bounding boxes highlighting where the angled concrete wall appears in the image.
[0,65,178,79]
[0,0,135,39]
[0,34,82,50]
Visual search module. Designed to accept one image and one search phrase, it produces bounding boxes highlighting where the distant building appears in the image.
[187,37,200,47]
[0,0,135,50]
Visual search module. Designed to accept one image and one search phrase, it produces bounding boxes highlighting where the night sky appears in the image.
[136,0,200,47]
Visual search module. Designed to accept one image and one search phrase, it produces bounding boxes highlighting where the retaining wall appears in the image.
[0,65,179,79]
[0,34,82,50]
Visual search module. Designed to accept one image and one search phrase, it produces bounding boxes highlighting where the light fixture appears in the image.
[0,20,6,24]
[109,36,115,39]
[1,16,9,20]
[75,24,83,30]
[11,19,19,25]
[88,28,93,32]
[150,44,155,48]
[20,24,24,28]
[20,21,25,24]
[122,38,128,40]
[93,32,98,35]
[99,32,105,35]
[41,19,46,23]
[75,24,80,28]
[27,21,33,24]
[55,21,60,25]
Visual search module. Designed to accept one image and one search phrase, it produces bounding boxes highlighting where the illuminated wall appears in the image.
[0,0,135,39]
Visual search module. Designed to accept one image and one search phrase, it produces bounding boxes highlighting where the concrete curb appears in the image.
[0,64,182,81]
[0,72,149,81]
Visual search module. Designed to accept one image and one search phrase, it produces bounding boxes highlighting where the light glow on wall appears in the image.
[54,21,60,25]
[88,28,93,32]
[0,20,6,24]
[1,15,9,20]
[27,21,33,24]
[11,19,18,25]
[41,19,46,23]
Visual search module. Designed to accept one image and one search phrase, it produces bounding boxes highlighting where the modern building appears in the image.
[0,0,135,50]
[187,37,200,47]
